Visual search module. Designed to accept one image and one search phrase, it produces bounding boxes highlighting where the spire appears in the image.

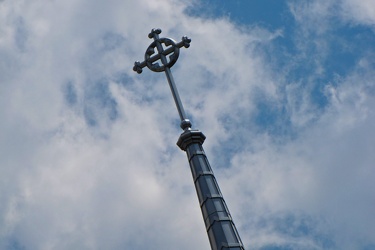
[133,28,245,250]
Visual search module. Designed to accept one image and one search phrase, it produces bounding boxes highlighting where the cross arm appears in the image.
[133,60,147,74]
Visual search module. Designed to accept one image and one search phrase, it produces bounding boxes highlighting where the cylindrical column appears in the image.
[177,130,245,250]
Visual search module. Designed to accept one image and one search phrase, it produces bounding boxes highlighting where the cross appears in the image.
[133,28,192,130]
[132,29,245,250]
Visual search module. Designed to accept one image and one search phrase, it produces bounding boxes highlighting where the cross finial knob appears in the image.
[148,28,162,39]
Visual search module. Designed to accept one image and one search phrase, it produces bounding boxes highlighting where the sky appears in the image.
[0,0,375,249]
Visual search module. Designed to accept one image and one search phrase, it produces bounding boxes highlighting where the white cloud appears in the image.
[289,0,375,30]
[1,0,374,249]
[340,0,375,27]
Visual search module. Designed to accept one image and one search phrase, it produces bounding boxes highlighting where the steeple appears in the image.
[133,28,245,250]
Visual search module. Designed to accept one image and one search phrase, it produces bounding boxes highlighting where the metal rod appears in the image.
[164,66,187,121]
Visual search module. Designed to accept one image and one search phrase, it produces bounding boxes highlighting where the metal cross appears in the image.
[133,28,245,250]
[133,28,192,130]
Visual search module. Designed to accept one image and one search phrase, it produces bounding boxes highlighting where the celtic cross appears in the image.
[133,28,192,130]
[133,28,245,250]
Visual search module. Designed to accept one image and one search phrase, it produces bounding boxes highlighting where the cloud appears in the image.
[340,0,375,27]
[222,58,375,248]
[1,0,374,249]
[216,2,375,249]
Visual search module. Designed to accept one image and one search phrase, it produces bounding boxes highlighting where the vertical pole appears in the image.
[164,67,187,122]
[178,130,245,250]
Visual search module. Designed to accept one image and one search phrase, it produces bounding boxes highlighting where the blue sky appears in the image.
[1,0,375,249]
